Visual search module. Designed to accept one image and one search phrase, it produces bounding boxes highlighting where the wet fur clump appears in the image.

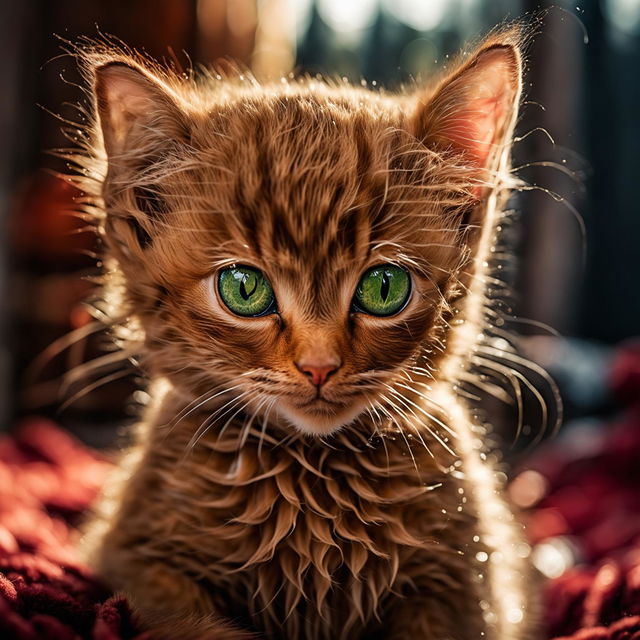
[68,25,542,640]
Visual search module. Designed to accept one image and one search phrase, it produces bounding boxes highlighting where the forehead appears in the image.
[189,89,416,257]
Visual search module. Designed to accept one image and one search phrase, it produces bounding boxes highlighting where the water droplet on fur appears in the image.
[476,551,489,563]
[473,535,481,543]
[507,608,524,624]
[483,607,496,621]
[133,390,150,404]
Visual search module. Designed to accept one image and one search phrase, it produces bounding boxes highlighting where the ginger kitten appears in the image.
[76,26,540,640]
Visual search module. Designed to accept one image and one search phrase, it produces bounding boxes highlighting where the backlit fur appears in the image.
[73,27,541,640]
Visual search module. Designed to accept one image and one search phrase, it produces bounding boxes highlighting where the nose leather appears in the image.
[297,362,340,387]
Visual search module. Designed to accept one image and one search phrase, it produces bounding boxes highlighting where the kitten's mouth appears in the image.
[277,395,366,436]
[296,396,342,411]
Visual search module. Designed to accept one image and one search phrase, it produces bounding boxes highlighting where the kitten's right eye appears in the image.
[217,266,276,317]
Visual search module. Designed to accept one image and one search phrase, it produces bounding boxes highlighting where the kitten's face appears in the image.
[93,43,519,436]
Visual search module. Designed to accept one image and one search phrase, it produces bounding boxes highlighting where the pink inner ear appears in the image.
[443,94,503,168]
[434,49,517,171]
[97,67,154,148]
[96,64,177,156]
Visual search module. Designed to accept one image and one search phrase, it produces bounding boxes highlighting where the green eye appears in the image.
[352,264,411,317]
[218,266,276,317]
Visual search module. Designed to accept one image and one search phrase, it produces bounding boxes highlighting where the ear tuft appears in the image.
[413,41,522,172]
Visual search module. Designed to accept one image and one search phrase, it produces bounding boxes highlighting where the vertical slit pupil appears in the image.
[239,274,258,300]
[380,271,390,302]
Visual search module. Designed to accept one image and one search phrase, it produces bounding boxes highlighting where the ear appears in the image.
[94,61,188,162]
[412,39,522,188]
[92,61,191,251]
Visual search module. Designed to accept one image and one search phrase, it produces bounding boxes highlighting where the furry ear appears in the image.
[93,61,190,249]
[94,61,188,162]
[412,38,522,184]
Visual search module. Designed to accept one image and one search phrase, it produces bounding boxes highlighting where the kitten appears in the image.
[76,25,540,640]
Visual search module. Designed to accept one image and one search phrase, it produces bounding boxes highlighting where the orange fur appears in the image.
[73,26,541,640]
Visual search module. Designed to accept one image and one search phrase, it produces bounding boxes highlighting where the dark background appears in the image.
[0,0,637,446]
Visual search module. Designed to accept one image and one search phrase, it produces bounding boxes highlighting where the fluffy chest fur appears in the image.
[90,392,489,640]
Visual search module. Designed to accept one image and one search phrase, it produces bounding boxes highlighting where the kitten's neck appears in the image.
[140,375,456,466]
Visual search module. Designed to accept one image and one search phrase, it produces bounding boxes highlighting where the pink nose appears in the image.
[297,362,340,387]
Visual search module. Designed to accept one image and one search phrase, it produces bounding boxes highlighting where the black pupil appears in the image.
[380,271,390,302]
[239,273,258,300]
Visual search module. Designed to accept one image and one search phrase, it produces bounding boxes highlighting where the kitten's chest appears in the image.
[167,439,465,639]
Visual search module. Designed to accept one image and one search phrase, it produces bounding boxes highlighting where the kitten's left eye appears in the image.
[218,266,276,317]
[352,264,411,317]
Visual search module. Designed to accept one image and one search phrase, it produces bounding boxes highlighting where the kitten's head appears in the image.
[88,32,522,436]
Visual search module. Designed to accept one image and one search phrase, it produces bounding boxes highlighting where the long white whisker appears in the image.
[375,394,424,475]
[385,386,455,457]
[183,391,251,456]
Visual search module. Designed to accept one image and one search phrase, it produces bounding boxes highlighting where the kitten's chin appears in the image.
[277,399,366,437]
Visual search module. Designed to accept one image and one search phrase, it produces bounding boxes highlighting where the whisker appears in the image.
[375,393,425,475]
[58,367,133,413]
[383,385,454,457]
[390,382,457,439]
[170,382,248,430]
[183,391,252,457]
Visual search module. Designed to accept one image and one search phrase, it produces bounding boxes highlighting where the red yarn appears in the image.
[0,418,149,640]
[521,339,640,640]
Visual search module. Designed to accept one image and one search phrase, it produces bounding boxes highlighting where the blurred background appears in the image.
[0,0,639,607]
[0,0,638,447]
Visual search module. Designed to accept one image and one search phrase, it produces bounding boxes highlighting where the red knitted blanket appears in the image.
[1,414,639,640]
